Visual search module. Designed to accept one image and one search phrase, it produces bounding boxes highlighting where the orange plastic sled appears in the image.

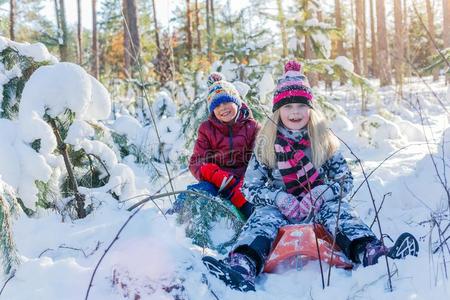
[263,224,353,273]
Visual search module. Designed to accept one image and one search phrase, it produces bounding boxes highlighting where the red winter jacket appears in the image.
[189,103,260,181]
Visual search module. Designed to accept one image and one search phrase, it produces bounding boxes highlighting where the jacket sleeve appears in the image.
[241,154,290,207]
[244,121,261,165]
[188,123,211,181]
[316,151,354,201]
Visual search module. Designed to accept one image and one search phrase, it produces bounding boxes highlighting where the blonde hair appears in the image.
[254,102,340,169]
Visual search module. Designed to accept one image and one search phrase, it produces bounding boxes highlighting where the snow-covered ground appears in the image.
[1,39,449,299]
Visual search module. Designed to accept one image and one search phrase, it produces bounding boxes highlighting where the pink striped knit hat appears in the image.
[272,60,313,112]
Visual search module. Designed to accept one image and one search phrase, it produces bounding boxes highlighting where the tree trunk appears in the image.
[302,0,318,87]
[354,0,363,75]
[91,0,99,79]
[151,0,161,49]
[376,0,391,86]
[211,0,215,36]
[362,0,368,77]
[77,0,83,65]
[335,0,344,57]
[370,0,377,77]
[55,0,69,61]
[49,118,86,219]
[276,0,288,58]
[394,0,404,87]
[444,0,450,83]
[425,0,439,81]
[403,0,411,78]
[186,0,193,59]
[195,0,202,53]
[335,0,345,84]
[206,0,212,62]
[122,0,140,76]
[9,0,16,41]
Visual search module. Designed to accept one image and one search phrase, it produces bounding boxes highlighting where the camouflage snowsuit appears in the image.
[233,128,376,272]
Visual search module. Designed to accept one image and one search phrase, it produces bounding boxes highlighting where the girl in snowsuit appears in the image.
[169,72,260,220]
[202,61,419,291]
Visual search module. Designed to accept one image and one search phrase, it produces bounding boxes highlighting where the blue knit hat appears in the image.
[206,72,242,113]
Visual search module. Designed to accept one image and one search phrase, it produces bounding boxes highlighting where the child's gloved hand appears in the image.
[300,190,324,216]
[229,179,254,219]
[200,163,236,192]
[275,193,308,223]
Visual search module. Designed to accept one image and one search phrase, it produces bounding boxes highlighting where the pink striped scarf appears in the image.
[274,131,322,198]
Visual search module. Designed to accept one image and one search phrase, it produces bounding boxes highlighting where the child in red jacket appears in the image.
[170,72,260,219]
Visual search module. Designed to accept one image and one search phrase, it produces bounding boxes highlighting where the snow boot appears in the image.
[362,239,389,267]
[387,232,419,260]
[362,232,419,267]
[202,253,256,292]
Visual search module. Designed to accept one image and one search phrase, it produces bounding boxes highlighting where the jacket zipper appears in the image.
[228,125,233,161]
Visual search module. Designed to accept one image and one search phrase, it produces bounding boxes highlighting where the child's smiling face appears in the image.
[279,103,310,130]
[213,102,239,123]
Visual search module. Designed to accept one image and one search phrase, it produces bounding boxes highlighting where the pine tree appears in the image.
[276,0,288,58]
[92,0,99,79]
[122,0,140,77]
[9,0,16,41]
[370,0,378,77]
[77,0,83,65]
[98,0,123,78]
[376,0,391,86]
[186,0,193,59]
[394,0,404,89]
[55,0,69,61]
[354,0,364,75]
[426,0,438,81]
[442,0,450,83]
[0,46,50,119]
[177,191,243,252]
[0,181,19,275]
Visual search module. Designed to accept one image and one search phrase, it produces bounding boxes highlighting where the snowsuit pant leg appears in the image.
[171,181,218,213]
[231,206,289,274]
[316,197,377,260]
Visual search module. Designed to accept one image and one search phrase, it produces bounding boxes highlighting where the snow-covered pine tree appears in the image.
[111,90,185,180]
[0,39,143,218]
[0,179,19,275]
[0,41,53,119]
[422,48,450,77]
[176,191,243,253]
[281,1,374,109]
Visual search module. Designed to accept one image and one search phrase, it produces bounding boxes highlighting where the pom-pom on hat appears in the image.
[206,72,242,113]
[272,60,313,112]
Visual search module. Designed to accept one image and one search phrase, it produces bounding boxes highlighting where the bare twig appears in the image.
[331,130,394,292]
[402,59,449,114]
[0,270,15,296]
[85,188,242,299]
[413,98,450,213]
[404,183,435,212]
[126,189,243,224]
[59,242,101,258]
[85,203,145,300]
[350,143,441,201]
[433,218,449,278]
[411,1,450,69]
[369,192,391,230]
[327,177,345,286]
[347,266,398,299]
[299,160,325,290]
[121,9,176,206]
[87,153,111,178]
[38,248,54,258]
